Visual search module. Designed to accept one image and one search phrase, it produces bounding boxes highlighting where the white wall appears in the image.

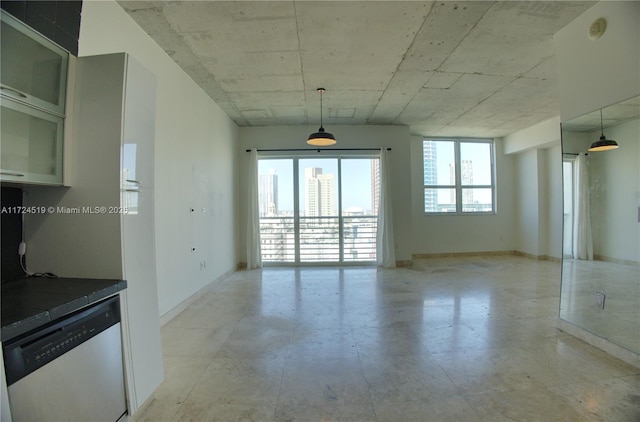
[561,131,592,154]
[410,137,517,255]
[504,116,563,260]
[78,1,239,316]
[514,150,540,256]
[545,145,563,259]
[504,117,561,155]
[238,125,413,263]
[554,1,640,120]
[588,118,640,263]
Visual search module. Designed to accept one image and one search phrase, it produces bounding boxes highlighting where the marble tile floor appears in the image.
[134,256,640,422]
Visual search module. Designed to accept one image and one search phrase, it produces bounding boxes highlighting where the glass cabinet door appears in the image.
[0,11,68,115]
[1,97,63,184]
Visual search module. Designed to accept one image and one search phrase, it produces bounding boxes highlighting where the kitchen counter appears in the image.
[1,277,127,342]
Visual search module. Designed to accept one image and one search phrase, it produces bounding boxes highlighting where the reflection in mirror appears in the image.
[560,96,640,354]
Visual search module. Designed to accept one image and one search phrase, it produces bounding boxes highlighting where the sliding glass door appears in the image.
[298,158,340,262]
[258,159,295,262]
[258,156,378,264]
[341,159,377,262]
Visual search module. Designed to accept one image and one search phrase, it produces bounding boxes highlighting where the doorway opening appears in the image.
[562,158,575,258]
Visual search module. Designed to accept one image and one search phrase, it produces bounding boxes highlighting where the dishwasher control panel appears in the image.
[2,296,120,386]
[31,320,99,366]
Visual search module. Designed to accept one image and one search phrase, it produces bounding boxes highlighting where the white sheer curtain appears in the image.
[574,153,593,260]
[246,149,262,269]
[376,148,396,268]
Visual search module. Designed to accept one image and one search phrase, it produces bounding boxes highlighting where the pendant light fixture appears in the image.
[307,88,336,146]
[588,109,619,152]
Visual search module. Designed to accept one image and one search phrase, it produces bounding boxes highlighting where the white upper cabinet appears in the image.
[0,98,63,183]
[0,12,68,114]
[0,11,68,185]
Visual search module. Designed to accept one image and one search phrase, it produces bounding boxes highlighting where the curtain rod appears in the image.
[563,152,589,156]
[246,147,391,152]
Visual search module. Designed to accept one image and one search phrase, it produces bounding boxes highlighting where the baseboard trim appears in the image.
[593,255,640,266]
[129,392,156,419]
[513,251,561,262]
[413,250,516,259]
[159,266,237,326]
[411,250,561,262]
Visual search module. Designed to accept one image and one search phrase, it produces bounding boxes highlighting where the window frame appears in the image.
[422,137,496,215]
[257,153,381,265]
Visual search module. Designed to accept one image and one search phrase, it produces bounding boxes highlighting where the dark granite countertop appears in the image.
[1,277,127,342]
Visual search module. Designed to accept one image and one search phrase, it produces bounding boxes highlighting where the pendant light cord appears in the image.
[319,88,324,128]
[600,109,604,135]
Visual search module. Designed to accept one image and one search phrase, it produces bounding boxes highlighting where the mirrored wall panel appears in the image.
[560,96,640,354]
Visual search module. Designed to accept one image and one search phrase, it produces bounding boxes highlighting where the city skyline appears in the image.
[257,158,377,216]
[258,169,278,216]
[423,140,493,212]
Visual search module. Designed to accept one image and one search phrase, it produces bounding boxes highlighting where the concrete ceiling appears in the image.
[118,1,597,138]
[562,95,640,133]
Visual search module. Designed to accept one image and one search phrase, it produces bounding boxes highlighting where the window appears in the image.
[422,138,495,214]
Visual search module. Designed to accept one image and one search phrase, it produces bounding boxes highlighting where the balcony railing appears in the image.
[260,217,295,263]
[259,215,377,263]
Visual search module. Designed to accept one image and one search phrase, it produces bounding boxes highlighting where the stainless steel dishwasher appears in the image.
[3,296,127,421]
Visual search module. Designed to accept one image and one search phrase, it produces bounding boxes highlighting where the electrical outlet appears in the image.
[595,292,606,309]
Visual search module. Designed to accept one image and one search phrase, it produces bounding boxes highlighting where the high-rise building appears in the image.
[259,169,278,216]
[317,173,335,216]
[449,160,474,205]
[461,159,474,206]
[371,159,380,215]
[304,167,335,216]
[449,162,455,204]
[423,141,438,211]
[304,167,320,217]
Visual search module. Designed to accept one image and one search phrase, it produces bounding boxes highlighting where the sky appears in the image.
[433,141,492,185]
[258,158,374,214]
[258,143,493,215]
[430,141,493,205]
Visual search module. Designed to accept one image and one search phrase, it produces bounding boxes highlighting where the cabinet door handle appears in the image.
[0,86,28,99]
[1,171,25,177]
[125,179,141,185]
